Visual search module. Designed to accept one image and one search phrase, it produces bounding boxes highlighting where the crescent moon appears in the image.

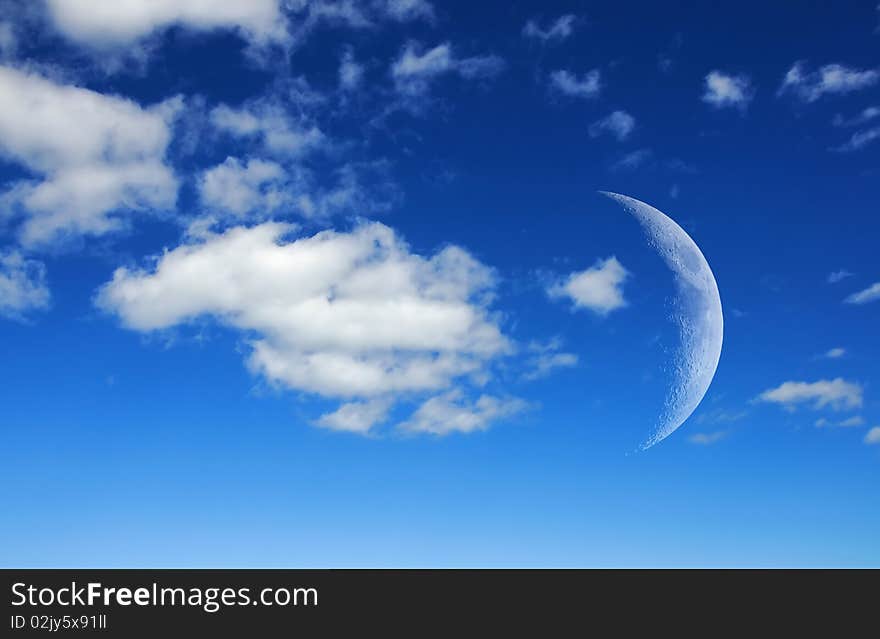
[601,191,724,449]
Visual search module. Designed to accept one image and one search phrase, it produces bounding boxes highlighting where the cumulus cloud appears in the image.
[548,69,601,99]
[757,378,863,411]
[338,48,364,91]
[316,398,391,434]
[844,282,880,305]
[98,222,517,433]
[399,390,527,435]
[702,70,754,110]
[824,347,846,359]
[198,157,287,218]
[522,15,577,43]
[0,250,50,320]
[778,61,880,102]
[549,256,629,316]
[210,100,325,158]
[865,427,880,445]
[688,430,727,445]
[0,65,179,246]
[390,41,504,100]
[43,0,288,48]
[589,110,636,141]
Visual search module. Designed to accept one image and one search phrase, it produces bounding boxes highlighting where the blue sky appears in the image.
[1,0,879,567]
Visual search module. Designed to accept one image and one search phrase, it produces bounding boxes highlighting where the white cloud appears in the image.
[833,106,880,127]
[293,161,398,219]
[844,282,880,305]
[548,69,601,99]
[831,110,880,150]
[688,430,727,445]
[522,15,577,43]
[696,409,747,425]
[390,41,504,99]
[865,427,880,445]
[377,0,434,22]
[827,269,853,283]
[523,339,578,381]
[0,65,179,246]
[589,110,636,141]
[549,256,629,316]
[97,222,510,407]
[757,378,863,411]
[0,250,50,320]
[339,48,364,91]
[285,0,434,47]
[778,61,880,102]
[833,126,880,152]
[198,157,286,218]
[702,70,754,110]
[198,156,394,222]
[399,390,526,435]
[316,398,391,434]
[44,0,287,47]
[817,415,866,428]
[610,148,652,171]
[210,100,325,157]
[824,347,846,359]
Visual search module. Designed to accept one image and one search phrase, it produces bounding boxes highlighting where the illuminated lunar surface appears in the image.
[602,192,724,449]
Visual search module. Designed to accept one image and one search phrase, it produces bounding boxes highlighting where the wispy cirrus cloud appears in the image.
[844,282,880,305]
[688,430,727,445]
[778,61,879,102]
[390,41,504,104]
[815,415,865,428]
[832,126,880,152]
[827,269,854,284]
[610,148,652,171]
[589,110,636,141]
[833,106,880,127]
[522,14,577,43]
[522,339,578,381]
